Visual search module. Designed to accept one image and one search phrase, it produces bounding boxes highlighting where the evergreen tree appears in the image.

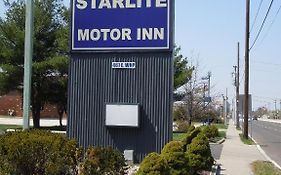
[0,0,69,128]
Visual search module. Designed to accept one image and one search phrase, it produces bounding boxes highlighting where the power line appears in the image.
[250,0,275,51]
[259,3,281,44]
[250,0,264,33]
[253,95,278,101]
[252,60,281,66]
[251,68,281,73]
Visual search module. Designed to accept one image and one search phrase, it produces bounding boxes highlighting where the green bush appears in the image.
[136,152,169,175]
[0,130,80,175]
[161,141,190,175]
[201,125,219,139]
[210,125,219,138]
[183,127,201,150]
[187,125,195,133]
[186,134,214,174]
[79,146,126,175]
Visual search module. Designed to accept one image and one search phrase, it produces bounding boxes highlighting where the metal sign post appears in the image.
[23,0,34,129]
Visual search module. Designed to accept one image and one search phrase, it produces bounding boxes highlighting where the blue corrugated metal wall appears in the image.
[67,52,173,162]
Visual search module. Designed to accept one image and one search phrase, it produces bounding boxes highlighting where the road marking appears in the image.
[249,136,281,170]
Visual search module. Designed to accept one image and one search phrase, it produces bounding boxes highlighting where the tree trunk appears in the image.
[58,111,63,126]
[57,104,65,126]
[31,86,42,129]
[188,93,193,126]
[32,105,41,128]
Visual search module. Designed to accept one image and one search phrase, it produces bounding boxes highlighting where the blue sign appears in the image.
[71,0,170,51]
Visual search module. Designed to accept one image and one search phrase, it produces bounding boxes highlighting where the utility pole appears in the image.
[236,42,240,128]
[23,0,34,129]
[222,94,226,124]
[224,88,228,125]
[274,100,277,118]
[244,0,250,139]
[207,72,211,98]
[222,89,228,126]
[279,100,281,119]
[234,66,238,124]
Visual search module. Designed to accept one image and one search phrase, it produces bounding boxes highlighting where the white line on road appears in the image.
[250,136,281,170]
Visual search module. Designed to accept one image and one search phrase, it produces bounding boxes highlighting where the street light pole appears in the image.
[244,0,250,139]
[23,0,34,129]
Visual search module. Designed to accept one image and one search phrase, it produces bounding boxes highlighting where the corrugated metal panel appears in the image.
[67,52,173,162]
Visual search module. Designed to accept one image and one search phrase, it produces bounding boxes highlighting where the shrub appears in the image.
[186,134,214,174]
[183,127,201,150]
[201,125,219,139]
[187,125,195,133]
[79,146,126,175]
[161,141,190,175]
[136,152,169,175]
[0,130,80,175]
[209,125,219,138]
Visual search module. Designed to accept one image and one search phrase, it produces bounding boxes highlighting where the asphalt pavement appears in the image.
[249,120,281,169]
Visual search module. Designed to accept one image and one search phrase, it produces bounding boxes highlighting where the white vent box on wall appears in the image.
[105,104,139,127]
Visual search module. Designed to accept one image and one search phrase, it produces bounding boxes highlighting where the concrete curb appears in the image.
[5,128,66,134]
[249,135,281,170]
[210,138,225,145]
[217,138,225,144]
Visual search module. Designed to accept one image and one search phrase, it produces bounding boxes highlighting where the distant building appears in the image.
[0,91,64,118]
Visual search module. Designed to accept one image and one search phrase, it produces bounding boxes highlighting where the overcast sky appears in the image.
[1,0,281,110]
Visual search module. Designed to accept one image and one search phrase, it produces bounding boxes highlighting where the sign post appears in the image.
[23,0,34,129]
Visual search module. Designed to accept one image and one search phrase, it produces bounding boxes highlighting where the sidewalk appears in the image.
[216,119,266,175]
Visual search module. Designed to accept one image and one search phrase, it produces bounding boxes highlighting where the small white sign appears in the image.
[112,62,136,69]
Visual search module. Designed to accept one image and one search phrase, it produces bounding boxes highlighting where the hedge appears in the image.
[0,130,79,175]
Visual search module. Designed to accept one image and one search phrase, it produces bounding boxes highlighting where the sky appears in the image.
[1,0,281,110]
[175,0,281,110]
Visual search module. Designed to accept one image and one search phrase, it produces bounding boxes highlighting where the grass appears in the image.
[173,129,226,142]
[218,130,226,138]
[173,132,186,141]
[214,123,228,129]
[0,124,21,130]
[209,131,226,143]
[239,134,255,145]
[251,160,281,175]
[0,124,66,132]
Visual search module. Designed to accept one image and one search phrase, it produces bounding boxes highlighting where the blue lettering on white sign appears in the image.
[71,0,170,51]
[112,62,136,69]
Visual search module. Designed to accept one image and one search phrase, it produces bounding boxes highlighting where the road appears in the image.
[249,120,281,168]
